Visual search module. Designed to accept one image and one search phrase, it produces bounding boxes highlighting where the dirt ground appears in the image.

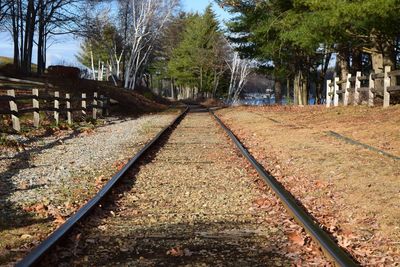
[216,105,400,266]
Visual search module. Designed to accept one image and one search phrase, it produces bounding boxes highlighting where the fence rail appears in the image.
[326,66,400,108]
[0,89,110,132]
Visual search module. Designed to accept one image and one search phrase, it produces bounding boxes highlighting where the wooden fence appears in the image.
[0,89,110,132]
[326,66,400,108]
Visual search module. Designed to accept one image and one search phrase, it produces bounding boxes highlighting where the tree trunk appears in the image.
[286,78,290,104]
[11,2,20,69]
[98,60,101,81]
[22,0,37,74]
[37,13,45,75]
[90,50,96,80]
[274,79,282,104]
[301,73,308,105]
[171,77,175,99]
[352,49,363,73]
[294,70,308,105]
[199,67,203,93]
[371,52,383,73]
[369,34,395,73]
[212,71,220,99]
[317,51,331,104]
[294,71,301,105]
[337,50,350,94]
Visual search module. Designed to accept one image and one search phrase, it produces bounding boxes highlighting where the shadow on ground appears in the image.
[38,111,293,266]
[46,220,292,267]
[0,129,85,233]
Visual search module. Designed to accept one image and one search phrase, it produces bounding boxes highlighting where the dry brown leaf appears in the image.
[288,232,305,246]
[54,214,66,226]
[166,246,184,257]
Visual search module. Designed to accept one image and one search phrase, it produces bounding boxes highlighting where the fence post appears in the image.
[333,77,339,107]
[32,88,40,128]
[383,66,391,108]
[368,73,374,107]
[344,74,351,106]
[7,89,20,132]
[66,93,72,124]
[54,91,59,125]
[105,97,110,116]
[81,93,87,116]
[99,94,104,116]
[326,79,332,107]
[354,71,361,105]
[92,92,97,120]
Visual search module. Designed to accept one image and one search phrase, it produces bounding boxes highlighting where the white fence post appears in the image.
[368,74,374,107]
[383,66,391,108]
[344,74,351,106]
[326,79,332,107]
[354,71,361,105]
[333,77,339,107]
[66,93,72,124]
[54,91,59,125]
[82,93,87,116]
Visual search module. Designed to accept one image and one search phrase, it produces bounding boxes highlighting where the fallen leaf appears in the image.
[288,232,305,246]
[54,214,66,225]
[167,246,184,257]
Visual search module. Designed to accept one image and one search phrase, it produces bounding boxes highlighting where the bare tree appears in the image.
[226,51,251,104]
[123,0,179,89]
[77,7,125,84]
[36,0,83,74]
[3,0,83,74]
[0,0,12,25]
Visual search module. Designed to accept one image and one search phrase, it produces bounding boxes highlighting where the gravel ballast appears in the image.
[41,111,331,266]
[0,112,178,265]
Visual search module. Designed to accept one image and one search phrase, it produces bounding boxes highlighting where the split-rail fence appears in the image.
[0,88,110,132]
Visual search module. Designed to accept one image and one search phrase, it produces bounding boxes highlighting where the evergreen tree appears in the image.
[167,5,228,97]
[217,0,400,104]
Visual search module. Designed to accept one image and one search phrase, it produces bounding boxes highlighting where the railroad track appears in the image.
[17,105,357,266]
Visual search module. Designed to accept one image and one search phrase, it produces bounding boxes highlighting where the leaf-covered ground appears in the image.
[216,105,400,265]
[41,111,331,266]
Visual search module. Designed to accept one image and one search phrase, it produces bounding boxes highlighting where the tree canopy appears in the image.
[216,0,400,104]
[166,6,228,96]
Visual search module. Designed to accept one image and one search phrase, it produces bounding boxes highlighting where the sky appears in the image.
[0,0,231,67]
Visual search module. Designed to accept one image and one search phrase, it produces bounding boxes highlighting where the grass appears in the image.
[0,56,13,66]
[0,56,38,72]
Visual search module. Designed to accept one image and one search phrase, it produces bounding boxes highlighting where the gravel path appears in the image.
[0,112,178,265]
[42,110,330,266]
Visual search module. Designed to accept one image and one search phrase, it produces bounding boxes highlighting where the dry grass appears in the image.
[217,104,400,265]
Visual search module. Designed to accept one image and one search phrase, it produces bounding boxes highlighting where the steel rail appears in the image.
[327,131,400,161]
[17,107,188,267]
[210,110,358,267]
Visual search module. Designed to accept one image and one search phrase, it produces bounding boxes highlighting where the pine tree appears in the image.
[168,5,227,97]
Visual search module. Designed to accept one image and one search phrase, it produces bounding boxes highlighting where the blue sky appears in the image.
[0,1,230,66]
[183,0,230,20]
